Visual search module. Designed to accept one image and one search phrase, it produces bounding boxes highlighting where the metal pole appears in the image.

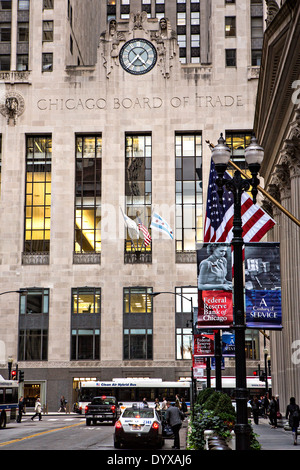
[214,331,222,392]
[206,357,211,388]
[231,173,251,450]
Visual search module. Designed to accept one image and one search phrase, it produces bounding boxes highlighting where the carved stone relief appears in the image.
[100,14,178,79]
[0,91,25,124]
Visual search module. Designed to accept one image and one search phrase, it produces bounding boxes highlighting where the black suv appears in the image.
[85,396,121,425]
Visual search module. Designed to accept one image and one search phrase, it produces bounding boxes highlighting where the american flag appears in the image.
[204,161,275,243]
[138,223,152,246]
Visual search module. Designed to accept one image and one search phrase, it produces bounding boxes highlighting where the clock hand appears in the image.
[129,51,147,67]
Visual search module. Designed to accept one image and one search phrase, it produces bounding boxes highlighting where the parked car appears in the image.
[85,396,121,425]
[114,405,164,449]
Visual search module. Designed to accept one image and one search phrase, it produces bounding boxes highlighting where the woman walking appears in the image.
[286,397,300,445]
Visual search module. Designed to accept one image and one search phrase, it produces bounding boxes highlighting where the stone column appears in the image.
[263,184,282,400]
[269,160,293,409]
[284,137,300,403]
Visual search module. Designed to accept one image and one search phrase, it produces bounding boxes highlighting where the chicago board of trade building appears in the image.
[0,0,267,410]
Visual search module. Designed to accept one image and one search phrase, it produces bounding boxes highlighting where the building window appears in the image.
[251,0,263,66]
[225,16,236,37]
[43,0,54,9]
[245,329,260,360]
[225,131,252,170]
[75,135,102,255]
[42,21,53,42]
[18,22,29,42]
[71,288,101,360]
[225,48,236,67]
[72,287,101,314]
[0,1,11,10]
[20,288,49,315]
[0,55,10,70]
[42,52,53,71]
[18,289,49,361]
[17,53,28,71]
[0,23,11,42]
[175,287,197,360]
[123,287,153,360]
[24,136,52,254]
[125,134,152,261]
[175,133,202,253]
[18,0,29,9]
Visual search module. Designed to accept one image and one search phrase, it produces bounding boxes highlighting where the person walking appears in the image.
[58,395,66,412]
[251,396,260,425]
[17,396,24,423]
[262,394,269,418]
[268,396,278,428]
[165,402,184,449]
[161,397,168,411]
[31,397,42,421]
[285,397,300,445]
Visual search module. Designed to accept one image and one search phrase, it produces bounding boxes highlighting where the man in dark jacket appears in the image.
[165,402,184,449]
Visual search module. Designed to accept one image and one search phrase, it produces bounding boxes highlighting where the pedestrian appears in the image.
[58,395,66,412]
[161,397,168,410]
[141,397,148,408]
[165,402,184,449]
[285,397,300,445]
[17,396,24,423]
[251,396,260,425]
[175,394,181,408]
[262,394,269,418]
[31,397,42,421]
[268,396,278,428]
[154,397,161,411]
[180,397,188,416]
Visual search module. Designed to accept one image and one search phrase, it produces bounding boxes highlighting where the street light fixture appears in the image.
[211,133,264,451]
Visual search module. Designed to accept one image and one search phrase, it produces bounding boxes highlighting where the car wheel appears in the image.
[114,439,121,449]
[86,419,91,426]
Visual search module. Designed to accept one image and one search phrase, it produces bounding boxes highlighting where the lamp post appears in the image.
[150,291,195,415]
[211,133,264,450]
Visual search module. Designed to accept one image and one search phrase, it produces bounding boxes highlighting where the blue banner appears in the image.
[245,243,282,330]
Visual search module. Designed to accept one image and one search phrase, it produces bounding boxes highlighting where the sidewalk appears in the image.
[253,417,300,450]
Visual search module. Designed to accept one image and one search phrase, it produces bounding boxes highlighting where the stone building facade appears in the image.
[0,0,269,410]
[254,0,300,411]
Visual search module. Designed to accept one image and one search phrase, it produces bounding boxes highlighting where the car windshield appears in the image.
[122,409,154,419]
[92,397,116,405]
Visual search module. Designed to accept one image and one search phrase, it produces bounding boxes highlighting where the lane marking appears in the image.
[0,421,83,447]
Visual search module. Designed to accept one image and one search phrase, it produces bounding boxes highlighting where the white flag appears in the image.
[123,213,139,239]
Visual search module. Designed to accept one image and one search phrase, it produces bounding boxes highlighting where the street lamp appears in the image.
[211,133,264,451]
[0,289,27,296]
[150,291,196,415]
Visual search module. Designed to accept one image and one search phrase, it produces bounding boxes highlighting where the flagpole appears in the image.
[206,140,300,228]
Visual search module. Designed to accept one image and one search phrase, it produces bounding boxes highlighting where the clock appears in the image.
[119,38,157,75]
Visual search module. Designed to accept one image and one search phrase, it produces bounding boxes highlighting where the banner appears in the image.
[245,243,282,329]
[193,356,206,378]
[197,243,233,328]
[222,331,235,356]
[194,333,215,356]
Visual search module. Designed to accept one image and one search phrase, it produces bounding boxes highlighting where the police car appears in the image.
[114,404,164,449]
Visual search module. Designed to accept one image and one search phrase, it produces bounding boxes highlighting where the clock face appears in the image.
[119,39,157,75]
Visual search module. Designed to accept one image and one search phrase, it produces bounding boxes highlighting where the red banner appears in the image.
[194,333,215,356]
[197,290,233,329]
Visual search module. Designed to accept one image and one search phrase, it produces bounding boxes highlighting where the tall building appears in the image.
[0,0,269,410]
[254,0,300,411]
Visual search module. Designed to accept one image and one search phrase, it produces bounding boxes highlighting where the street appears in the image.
[0,413,186,451]
[0,414,116,450]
